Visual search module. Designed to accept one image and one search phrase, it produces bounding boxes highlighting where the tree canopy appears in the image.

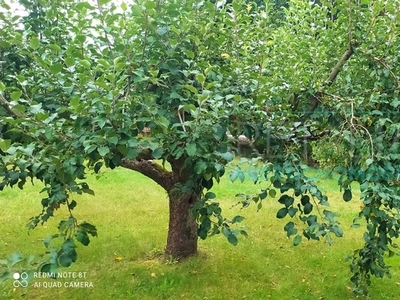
[1,0,400,295]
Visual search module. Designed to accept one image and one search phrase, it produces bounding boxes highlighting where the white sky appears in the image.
[0,0,133,16]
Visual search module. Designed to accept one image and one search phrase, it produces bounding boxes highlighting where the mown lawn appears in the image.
[1,165,399,300]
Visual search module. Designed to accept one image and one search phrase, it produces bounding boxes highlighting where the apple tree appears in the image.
[1,0,400,295]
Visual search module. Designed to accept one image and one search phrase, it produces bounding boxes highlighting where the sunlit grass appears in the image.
[1,165,399,300]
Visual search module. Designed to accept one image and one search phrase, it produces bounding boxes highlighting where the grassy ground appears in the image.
[0,165,399,300]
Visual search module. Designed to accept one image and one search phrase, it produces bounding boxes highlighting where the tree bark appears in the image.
[165,189,199,258]
[121,155,200,259]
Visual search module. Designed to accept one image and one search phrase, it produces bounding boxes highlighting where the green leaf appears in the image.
[37,112,49,121]
[115,63,124,72]
[330,226,343,237]
[109,136,118,145]
[288,207,298,217]
[80,59,91,68]
[343,189,352,202]
[97,59,110,68]
[79,222,98,237]
[75,231,90,246]
[0,139,11,152]
[185,50,194,59]
[30,103,42,114]
[144,1,156,9]
[323,210,338,223]
[113,56,125,65]
[239,230,248,238]
[50,63,63,75]
[284,221,294,231]
[230,169,238,182]
[81,187,95,196]
[365,158,373,166]
[238,170,245,183]
[303,202,313,214]
[98,0,112,5]
[300,195,310,205]
[156,26,169,36]
[232,1,241,10]
[58,253,74,267]
[39,263,57,275]
[204,192,216,200]
[12,104,25,114]
[227,233,238,246]
[204,173,212,181]
[8,252,23,267]
[21,143,35,156]
[183,84,197,94]
[94,162,103,173]
[62,238,76,253]
[185,143,197,156]
[76,35,86,43]
[202,178,213,190]
[152,148,164,159]
[259,190,267,200]
[248,169,257,184]
[269,189,276,198]
[43,234,58,248]
[273,180,281,188]
[126,148,141,159]
[232,215,244,223]
[10,90,22,101]
[221,152,235,162]
[29,37,40,50]
[70,97,80,108]
[198,228,208,240]
[306,215,317,226]
[68,200,77,210]
[195,74,205,85]
[75,2,95,11]
[0,81,5,92]
[293,235,302,246]
[276,207,288,219]
[97,146,110,157]
[284,195,294,207]
[326,235,333,246]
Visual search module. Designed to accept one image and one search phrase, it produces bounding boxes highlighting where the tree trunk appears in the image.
[121,156,201,259]
[165,190,199,259]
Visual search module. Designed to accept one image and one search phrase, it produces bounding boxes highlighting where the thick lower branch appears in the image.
[120,158,175,191]
[135,147,153,160]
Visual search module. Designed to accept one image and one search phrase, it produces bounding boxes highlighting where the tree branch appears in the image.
[301,44,356,121]
[135,147,153,160]
[0,94,23,118]
[326,46,355,85]
[120,158,176,191]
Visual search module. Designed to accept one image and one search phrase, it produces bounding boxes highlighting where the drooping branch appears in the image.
[120,157,176,191]
[361,51,400,89]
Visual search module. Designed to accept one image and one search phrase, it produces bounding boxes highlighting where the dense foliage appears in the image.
[1,0,400,295]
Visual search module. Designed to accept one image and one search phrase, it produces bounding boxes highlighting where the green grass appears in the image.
[1,166,400,300]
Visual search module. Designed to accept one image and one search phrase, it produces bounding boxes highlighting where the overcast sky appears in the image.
[0,0,133,16]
